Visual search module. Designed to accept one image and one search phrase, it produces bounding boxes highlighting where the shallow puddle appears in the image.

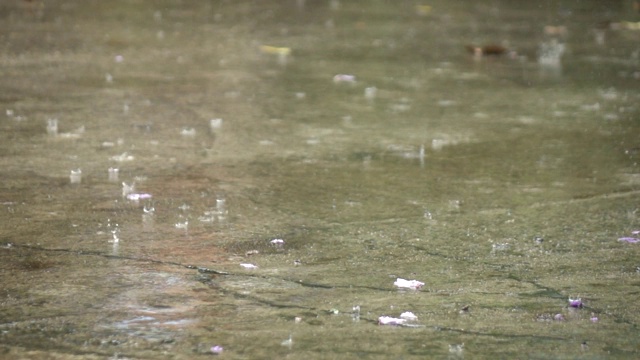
[1,0,639,358]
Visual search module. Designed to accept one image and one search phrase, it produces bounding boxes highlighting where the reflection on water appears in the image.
[1,0,639,358]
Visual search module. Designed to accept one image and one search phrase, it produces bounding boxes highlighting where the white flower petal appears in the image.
[393,278,425,289]
[378,316,406,325]
[400,311,418,321]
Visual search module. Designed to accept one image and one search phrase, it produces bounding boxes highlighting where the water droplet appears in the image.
[364,86,377,100]
[180,127,196,137]
[209,118,223,131]
[108,167,119,182]
[69,169,82,184]
[281,334,293,348]
[46,118,58,136]
[175,220,189,230]
[122,182,135,197]
[216,198,226,211]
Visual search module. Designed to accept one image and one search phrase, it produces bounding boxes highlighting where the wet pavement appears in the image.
[1,0,640,358]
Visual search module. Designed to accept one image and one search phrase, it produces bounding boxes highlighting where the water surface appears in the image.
[1,0,639,358]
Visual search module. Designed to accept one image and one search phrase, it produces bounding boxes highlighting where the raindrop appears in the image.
[69,169,82,184]
[46,118,58,136]
[281,334,293,348]
[216,197,226,213]
[277,52,289,66]
[491,242,511,253]
[198,212,215,223]
[180,127,196,137]
[448,199,461,212]
[594,29,606,45]
[538,39,565,67]
[431,139,448,151]
[270,238,285,249]
[107,219,120,244]
[110,152,134,162]
[449,343,464,357]
[142,208,154,232]
[122,182,135,197]
[111,227,120,243]
[364,86,377,100]
[352,305,360,321]
[108,167,119,182]
[175,219,189,230]
[209,118,223,131]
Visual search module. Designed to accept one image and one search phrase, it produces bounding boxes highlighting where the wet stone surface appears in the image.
[1,0,640,358]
